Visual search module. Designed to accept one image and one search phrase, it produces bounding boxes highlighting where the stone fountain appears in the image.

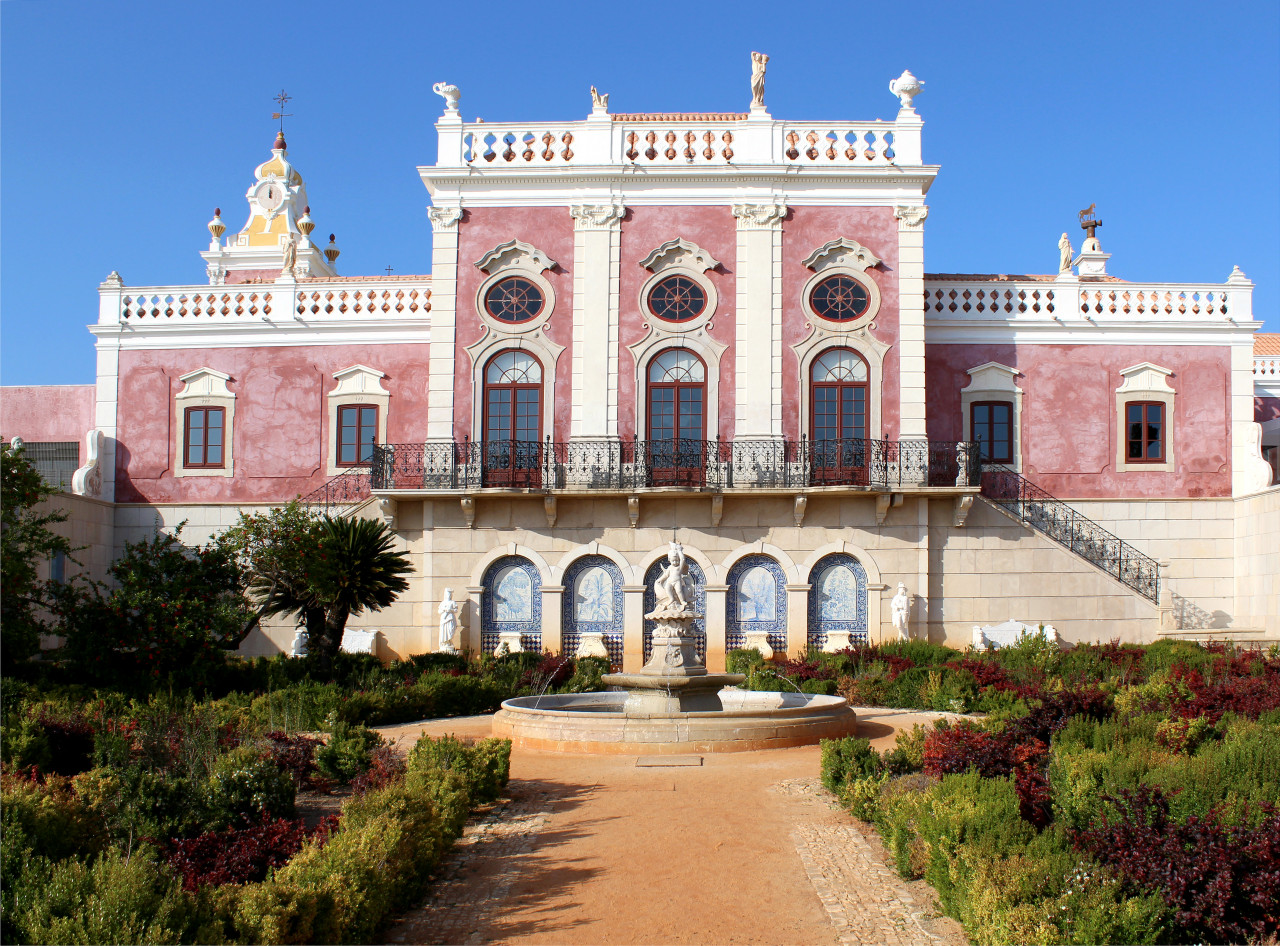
[492,542,858,754]
[600,543,745,713]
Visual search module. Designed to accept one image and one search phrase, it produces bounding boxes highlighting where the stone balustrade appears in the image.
[924,278,1247,324]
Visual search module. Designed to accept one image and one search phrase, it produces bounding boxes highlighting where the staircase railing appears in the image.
[301,466,372,515]
[980,465,1159,602]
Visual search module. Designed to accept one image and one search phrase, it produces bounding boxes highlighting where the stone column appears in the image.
[540,585,565,656]
[894,204,928,438]
[785,583,811,656]
[94,272,125,504]
[464,585,484,655]
[570,201,625,438]
[426,205,464,441]
[733,200,787,437]
[703,583,729,672]
[622,584,646,671]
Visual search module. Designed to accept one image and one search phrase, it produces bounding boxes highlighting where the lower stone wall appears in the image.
[1068,498,1237,631]
[1233,488,1280,634]
[928,499,1161,647]
[38,493,115,586]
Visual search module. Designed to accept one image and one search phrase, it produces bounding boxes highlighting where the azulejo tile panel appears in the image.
[807,553,868,649]
[481,556,542,655]
[562,555,625,667]
[727,554,787,653]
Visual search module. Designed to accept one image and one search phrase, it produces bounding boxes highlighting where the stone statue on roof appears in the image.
[590,86,609,110]
[750,52,769,109]
[1058,233,1073,274]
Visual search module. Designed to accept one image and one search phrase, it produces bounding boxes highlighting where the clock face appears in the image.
[255,181,284,213]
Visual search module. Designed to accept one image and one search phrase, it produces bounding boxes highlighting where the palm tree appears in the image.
[307,516,412,662]
[247,513,411,670]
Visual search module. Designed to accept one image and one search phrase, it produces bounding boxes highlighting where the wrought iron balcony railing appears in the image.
[369,437,980,493]
[980,465,1159,602]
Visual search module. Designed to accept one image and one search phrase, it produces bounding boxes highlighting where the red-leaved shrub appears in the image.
[350,744,407,796]
[1074,787,1280,944]
[262,731,326,789]
[164,815,338,890]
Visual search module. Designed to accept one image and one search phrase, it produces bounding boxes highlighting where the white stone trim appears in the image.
[734,202,786,437]
[1115,362,1176,474]
[468,542,554,588]
[635,238,721,335]
[473,240,558,336]
[173,367,235,478]
[960,362,1024,473]
[627,330,726,441]
[463,328,564,445]
[325,365,390,476]
[798,539,883,584]
[571,203,624,438]
[719,540,801,585]
[790,326,888,441]
[896,208,928,437]
[426,205,462,441]
[798,240,884,332]
[550,541,637,585]
[1233,340,1273,494]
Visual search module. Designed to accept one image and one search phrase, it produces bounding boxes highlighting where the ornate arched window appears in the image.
[646,349,707,486]
[810,348,870,485]
[483,350,543,487]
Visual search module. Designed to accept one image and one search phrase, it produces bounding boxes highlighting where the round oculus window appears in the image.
[484,276,545,323]
[647,275,707,322]
[810,274,871,322]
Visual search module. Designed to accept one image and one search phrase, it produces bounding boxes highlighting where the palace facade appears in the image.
[5,67,1278,666]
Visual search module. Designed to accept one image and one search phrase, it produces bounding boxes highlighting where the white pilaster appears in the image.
[426,205,463,441]
[94,273,125,503]
[569,201,625,438]
[733,200,787,438]
[895,204,929,437]
[1226,268,1269,495]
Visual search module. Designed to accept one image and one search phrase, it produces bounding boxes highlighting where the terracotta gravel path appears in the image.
[379,708,967,946]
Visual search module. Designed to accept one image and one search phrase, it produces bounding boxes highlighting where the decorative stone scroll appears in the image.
[971,620,1058,652]
[71,429,105,499]
[340,628,382,656]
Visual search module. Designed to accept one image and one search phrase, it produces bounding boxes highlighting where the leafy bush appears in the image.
[726,647,766,675]
[562,656,611,693]
[819,735,881,793]
[205,747,296,829]
[315,721,382,783]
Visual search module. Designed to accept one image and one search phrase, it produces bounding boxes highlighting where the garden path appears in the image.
[378,708,966,946]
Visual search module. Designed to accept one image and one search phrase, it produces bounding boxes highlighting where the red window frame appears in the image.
[1125,401,1166,463]
[183,406,225,469]
[809,347,870,485]
[336,404,379,467]
[482,351,543,488]
[970,400,1014,464]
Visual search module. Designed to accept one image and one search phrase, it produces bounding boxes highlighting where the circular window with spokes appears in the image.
[647,274,708,322]
[809,274,872,323]
[484,276,545,324]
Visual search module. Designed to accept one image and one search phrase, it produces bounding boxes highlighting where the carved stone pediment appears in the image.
[1116,362,1174,395]
[474,239,557,275]
[638,238,721,274]
[802,238,882,274]
[176,367,233,400]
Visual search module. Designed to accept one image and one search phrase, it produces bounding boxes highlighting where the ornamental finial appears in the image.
[889,70,924,110]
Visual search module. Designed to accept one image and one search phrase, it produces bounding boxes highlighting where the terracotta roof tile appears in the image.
[925,272,1126,283]
[1255,334,1280,356]
[611,112,748,122]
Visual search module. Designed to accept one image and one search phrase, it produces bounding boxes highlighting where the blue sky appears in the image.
[2,0,1277,386]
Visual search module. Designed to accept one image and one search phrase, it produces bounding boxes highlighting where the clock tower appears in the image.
[200,130,340,284]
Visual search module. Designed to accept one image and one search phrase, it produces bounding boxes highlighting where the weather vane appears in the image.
[271,89,293,132]
[1078,203,1101,240]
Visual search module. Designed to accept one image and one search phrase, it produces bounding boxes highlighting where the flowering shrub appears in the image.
[205,748,296,829]
[262,731,325,788]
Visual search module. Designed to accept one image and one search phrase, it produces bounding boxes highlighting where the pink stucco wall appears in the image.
[454,207,575,441]
[925,344,1232,498]
[113,344,430,504]
[619,206,737,439]
[781,207,900,440]
[1,385,96,449]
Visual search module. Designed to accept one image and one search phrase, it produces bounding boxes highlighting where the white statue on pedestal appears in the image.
[1058,233,1074,274]
[891,583,912,640]
[437,588,459,654]
[652,542,693,614]
[750,52,769,109]
[281,235,297,276]
[289,624,308,657]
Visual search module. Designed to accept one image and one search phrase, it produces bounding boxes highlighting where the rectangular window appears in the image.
[183,407,225,468]
[1126,401,1165,462]
[971,400,1013,463]
[337,404,378,466]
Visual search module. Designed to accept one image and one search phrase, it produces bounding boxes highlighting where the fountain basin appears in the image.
[492,689,857,754]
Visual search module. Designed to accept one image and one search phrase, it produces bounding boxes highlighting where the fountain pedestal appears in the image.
[602,606,744,714]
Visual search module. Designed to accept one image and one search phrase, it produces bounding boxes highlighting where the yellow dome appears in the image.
[254,131,303,185]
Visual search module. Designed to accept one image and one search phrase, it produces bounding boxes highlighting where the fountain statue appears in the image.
[598,541,745,713]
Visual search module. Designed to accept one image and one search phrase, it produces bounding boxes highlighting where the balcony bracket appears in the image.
[876,491,904,525]
[461,495,476,529]
[628,494,640,529]
[953,494,974,528]
[710,493,724,528]
[377,497,397,529]
[544,494,557,529]
[793,493,808,527]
